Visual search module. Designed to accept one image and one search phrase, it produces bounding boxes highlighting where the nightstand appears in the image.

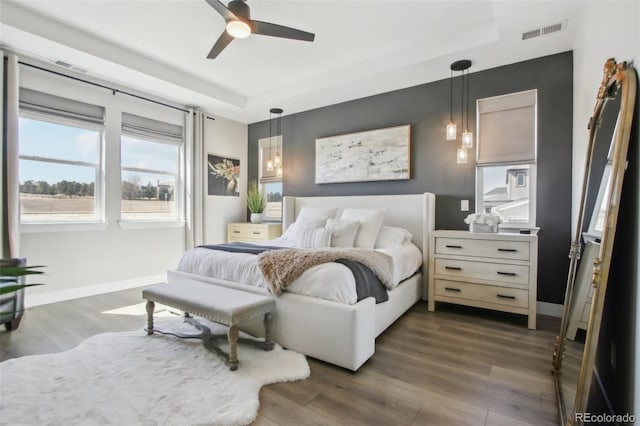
[227,223,282,243]
[428,230,538,329]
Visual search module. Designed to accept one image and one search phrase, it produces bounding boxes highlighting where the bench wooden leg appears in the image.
[227,324,239,371]
[263,312,274,351]
[145,300,155,335]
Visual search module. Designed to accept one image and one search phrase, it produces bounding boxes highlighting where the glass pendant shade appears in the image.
[457,147,468,164]
[276,165,283,177]
[226,20,251,38]
[266,157,274,172]
[446,122,457,140]
[274,152,281,166]
[462,129,473,148]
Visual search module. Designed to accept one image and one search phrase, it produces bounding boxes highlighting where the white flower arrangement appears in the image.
[464,213,502,225]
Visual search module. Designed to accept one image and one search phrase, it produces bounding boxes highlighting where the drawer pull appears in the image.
[498,248,517,252]
[497,294,516,300]
[445,245,463,249]
[497,271,517,276]
[252,231,261,235]
[445,266,462,271]
[444,287,461,293]
[233,230,240,234]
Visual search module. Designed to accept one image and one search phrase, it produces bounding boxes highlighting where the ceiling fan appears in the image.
[205,0,315,59]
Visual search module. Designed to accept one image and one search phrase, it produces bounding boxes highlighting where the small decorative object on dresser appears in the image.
[464,212,501,233]
[227,222,282,243]
[428,230,538,329]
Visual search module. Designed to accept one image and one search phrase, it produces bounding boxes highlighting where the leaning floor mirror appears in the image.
[552,59,637,425]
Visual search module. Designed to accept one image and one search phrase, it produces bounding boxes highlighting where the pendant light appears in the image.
[270,108,283,177]
[266,109,274,172]
[461,68,474,149]
[447,59,472,163]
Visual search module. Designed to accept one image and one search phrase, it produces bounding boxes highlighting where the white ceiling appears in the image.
[0,0,585,123]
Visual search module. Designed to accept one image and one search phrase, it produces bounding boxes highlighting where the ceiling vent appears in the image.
[522,21,564,40]
[52,59,89,74]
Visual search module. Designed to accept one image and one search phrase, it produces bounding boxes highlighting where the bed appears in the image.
[167,192,435,371]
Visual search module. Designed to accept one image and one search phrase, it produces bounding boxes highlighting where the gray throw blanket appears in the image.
[258,248,394,296]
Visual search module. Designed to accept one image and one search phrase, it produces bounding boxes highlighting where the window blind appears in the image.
[259,135,282,183]
[19,88,104,126]
[122,112,183,144]
[477,90,537,165]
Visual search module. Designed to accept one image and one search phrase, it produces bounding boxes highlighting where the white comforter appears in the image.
[176,238,422,305]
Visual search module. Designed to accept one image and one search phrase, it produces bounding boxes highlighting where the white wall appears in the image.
[19,65,186,303]
[571,0,639,414]
[203,115,248,244]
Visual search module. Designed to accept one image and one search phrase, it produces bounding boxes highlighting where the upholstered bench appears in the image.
[142,280,275,371]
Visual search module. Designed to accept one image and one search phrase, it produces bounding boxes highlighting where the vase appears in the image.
[250,213,263,224]
[226,178,237,196]
[469,223,498,233]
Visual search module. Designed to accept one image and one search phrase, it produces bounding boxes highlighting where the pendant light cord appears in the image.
[449,70,453,121]
[466,69,470,129]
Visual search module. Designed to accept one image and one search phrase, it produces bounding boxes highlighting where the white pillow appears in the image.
[295,227,332,248]
[339,208,385,249]
[282,216,327,241]
[374,226,413,248]
[282,206,336,241]
[297,206,338,220]
[325,219,360,247]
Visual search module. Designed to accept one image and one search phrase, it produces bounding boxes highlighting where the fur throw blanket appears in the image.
[258,248,393,295]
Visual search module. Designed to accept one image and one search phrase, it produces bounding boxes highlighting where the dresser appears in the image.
[428,230,538,329]
[227,222,282,243]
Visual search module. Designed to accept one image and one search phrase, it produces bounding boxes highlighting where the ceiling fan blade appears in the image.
[251,20,315,42]
[204,0,237,21]
[207,31,234,59]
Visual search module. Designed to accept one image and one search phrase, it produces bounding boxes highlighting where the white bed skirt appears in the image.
[167,269,422,370]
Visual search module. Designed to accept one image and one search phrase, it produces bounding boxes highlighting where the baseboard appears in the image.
[537,301,564,317]
[25,274,165,308]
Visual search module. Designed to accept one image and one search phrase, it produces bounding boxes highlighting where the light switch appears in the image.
[461,200,469,211]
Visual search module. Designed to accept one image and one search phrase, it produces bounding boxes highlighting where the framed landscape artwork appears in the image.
[315,125,410,184]
[207,154,240,196]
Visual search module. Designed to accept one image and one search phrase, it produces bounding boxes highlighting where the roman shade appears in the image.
[122,112,183,144]
[19,87,104,127]
[476,89,537,165]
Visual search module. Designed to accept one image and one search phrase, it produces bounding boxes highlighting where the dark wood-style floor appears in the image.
[0,288,560,425]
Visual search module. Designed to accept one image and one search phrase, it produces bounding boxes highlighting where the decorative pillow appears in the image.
[325,218,360,247]
[295,227,332,248]
[339,208,385,249]
[282,216,327,241]
[282,207,336,241]
[374,226,413,248]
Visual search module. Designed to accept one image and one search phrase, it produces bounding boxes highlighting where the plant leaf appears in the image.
[0,283,44,295]
[0,266,45,277]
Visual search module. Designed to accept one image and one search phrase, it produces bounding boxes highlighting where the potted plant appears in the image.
[247,181,266,223]
[464,212,502,233]
[0,259,44,331]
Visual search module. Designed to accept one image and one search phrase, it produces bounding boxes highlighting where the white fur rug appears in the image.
[0,317,310,426]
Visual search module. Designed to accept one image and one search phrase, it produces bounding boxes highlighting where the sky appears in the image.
[19,117,178,186]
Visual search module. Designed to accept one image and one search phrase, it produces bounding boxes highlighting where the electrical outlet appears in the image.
[461,200,469,212]
[610,339,616,369]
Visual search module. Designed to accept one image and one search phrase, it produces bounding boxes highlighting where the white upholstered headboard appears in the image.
[282,192,435,252]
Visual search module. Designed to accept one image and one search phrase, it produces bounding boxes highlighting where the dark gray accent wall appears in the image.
[249,51,573,304]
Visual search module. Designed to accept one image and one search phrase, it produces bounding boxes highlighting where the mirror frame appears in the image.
[552,59,637,425]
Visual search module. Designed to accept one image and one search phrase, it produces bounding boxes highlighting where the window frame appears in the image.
[475,163,537,230]
[119,133,185,223]
[18,111,105,224]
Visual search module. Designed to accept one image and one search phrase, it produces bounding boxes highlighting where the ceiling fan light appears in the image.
[226,20,251,38]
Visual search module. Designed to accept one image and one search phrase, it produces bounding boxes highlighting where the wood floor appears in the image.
[0,288,560,426]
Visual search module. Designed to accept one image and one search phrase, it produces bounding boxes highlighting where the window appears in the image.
[120,112,183,220]
[476,90,537,229]
[18,89,104,223]
[258,135,283,221]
